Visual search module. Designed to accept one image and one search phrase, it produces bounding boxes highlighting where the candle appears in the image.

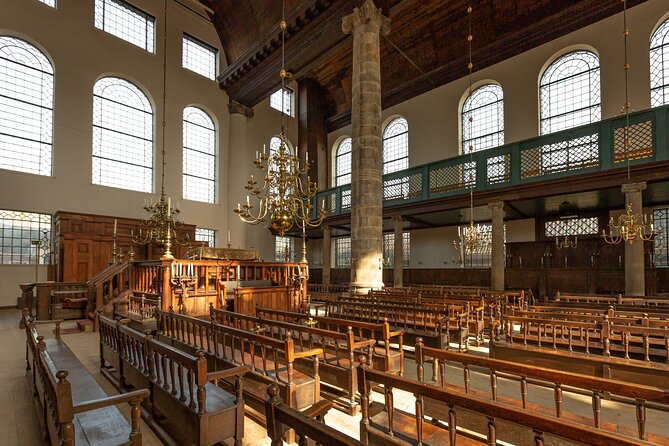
[227,230,231,244]
[167,197,171,215]
[519,256,522,267]
[263,144,266,155]
[306,151,309,162]
[113,219,117,237]
[246,195,250,206]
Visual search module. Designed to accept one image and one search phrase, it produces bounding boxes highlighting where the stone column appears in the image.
[488,201,505,290]
[343,0,390,292]
[322,226,332,286]
[227,100,254,249]
[622,182,646,296]
[393,217,403,288]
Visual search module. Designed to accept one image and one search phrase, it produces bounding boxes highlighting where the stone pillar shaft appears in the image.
[393,217,403,288]
[622,182,646,296]
[489,201,505,290]
[227,101,253,249]
[322,226,332,286]
[343,0,390,291]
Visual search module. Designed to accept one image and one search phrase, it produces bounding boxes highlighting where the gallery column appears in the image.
[342,0,390,292]
[322,226,332,286]
[488,201,505,290]
[622,182,646,296]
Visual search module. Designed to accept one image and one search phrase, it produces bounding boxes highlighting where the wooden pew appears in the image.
[155,308,323,442]
[264,383,364,446]
[555,292,669,308]
[211,305,375,415]
[256,307,404,376]
[325,299,469,351]
[24,314,149,445]
[356,356,655,446]
[415,339,669,442]
[98,314,248,446]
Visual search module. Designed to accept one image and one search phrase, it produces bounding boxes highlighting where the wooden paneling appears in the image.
[54,211,196,283]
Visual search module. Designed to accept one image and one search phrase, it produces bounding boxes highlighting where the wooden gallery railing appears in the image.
[256,307,405,376]
[211,305,375,415]
[415,340,669,442]
[155,308,323,440]
[356,356,655,446]
[98,314,249,446]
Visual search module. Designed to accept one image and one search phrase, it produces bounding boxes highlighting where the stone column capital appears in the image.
[621,182,646,194]
[342,0,390,36]
[391,216,403,223]
[488,201,504,212]
[228,100,254,118]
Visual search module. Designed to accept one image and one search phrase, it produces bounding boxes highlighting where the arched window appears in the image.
[0,36,53,176]
[93,77,153,192]
[462,84,504,153]
[382,117,408,174]
[540,51,601,135]
[183,107,216,203]
[335,137,351,186]
[651,18,669,107]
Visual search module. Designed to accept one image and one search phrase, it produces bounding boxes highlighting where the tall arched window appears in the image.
[462,84,504,153]
[183,107,216,203]
[0,36,53,176]
[540,51,601,135]
[93,77,153,192]
[650,18,669,107]
[383,117,409,174]
[335,137,351,186]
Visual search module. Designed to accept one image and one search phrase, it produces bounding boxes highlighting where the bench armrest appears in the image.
[207,365,250,381]
[301,399,333,419]
[352,339,376,349]
[32,319,65,325]
[294,347,324,359]
[388,329,404,339]
[73,389,149,414]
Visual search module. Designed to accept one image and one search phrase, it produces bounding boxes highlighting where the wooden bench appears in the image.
[24,314,149,445]
[356,356,654,446]
[155,308,324,442]
[415,339,669,442]
[211,305,375,415]
[554,292,669,308]
[265,383,364,446]
[256,307,404,376]
[98,314,248,446]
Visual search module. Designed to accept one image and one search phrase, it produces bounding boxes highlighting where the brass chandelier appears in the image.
[133,0,187,259]
[601,0,656,245]
[454,3,484,255]
[233,0,326,247]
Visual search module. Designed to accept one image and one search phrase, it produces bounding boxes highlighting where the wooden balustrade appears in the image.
[357,356,654,446]
[415,339,669,441]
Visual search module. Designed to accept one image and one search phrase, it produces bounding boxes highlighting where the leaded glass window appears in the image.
[650,18,669,107]
[462,84,504,153]
[0,210,51,265]
[182,34,217,80]
[269,88,293,116]
[195,228,215,247]
[335,137,352,186]
[383,117,409,174]
[544,217,599,237]
[94,0,155,53]
[334,237,351,268]
[93,77,153,192]
[275,236,294,262]
[0,36,53,176]
[540,51,601,135]
[653,208,668,267]
[183,107,216,203]
[382,232,410,268]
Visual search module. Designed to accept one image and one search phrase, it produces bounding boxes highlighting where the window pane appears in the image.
[334,237,351,268]
[650,19,669,107]
[275,236,293,261]
[195,228,215,247]
[182,34,217,80]
[383,117,409,174]
[183,107,216,203]
[93,77,153,192]
[540,51,600,135]
[94,0,155,53]
[0,209,51,265]
[269,88,293,116]
[382,232,410,267]
[0,36,53,176]
[462,84,504,153]
[654,208,668,267]
[545,217,599,237]
[335,137,352,186]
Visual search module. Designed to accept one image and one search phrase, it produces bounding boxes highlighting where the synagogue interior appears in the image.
[3,0,669,445]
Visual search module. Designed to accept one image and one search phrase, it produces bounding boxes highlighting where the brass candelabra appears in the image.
[170,261,197,314]
[134,196,189,259]
[602,203,656,244]
[556,235,578,249]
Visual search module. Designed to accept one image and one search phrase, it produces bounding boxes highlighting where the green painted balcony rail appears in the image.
[313,105,669,218]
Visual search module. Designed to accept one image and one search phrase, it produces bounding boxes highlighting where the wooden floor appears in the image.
[3,308,667,445]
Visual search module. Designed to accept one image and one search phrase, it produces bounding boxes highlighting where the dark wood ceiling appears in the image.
[201,0,648,131]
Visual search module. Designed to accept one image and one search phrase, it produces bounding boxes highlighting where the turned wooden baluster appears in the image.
[359,356,370,445]
[602,316,610,357]
[520,376,528,409]
[552,324,557,350]
[385,384,395,437]
[416,338,425,382]
[169,357,177,397]
[585,330,590,355]
[643,333,650,361]
[178,362,186,402]
[487,416,497,446]
[416,393,424,446]
[196,351,207,415]
[568,328,573,352]
[592,390,602,428]
[624,331,630,359]
[636,398,646,440]
[490,370,498,401]
[448,404,457,445]
[187,367,196,410]
[554,383,563,418]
